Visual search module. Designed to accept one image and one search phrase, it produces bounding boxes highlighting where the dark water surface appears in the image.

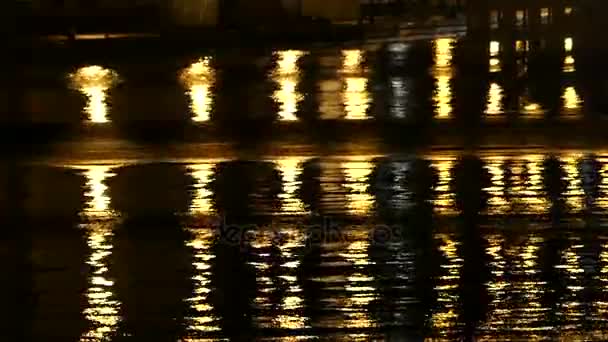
[7,34,608,340]
[5,150,608,341]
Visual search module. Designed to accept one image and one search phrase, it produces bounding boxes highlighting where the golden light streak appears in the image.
[432,158,456,215]
[342,49,364,74]
[562,153,584,213]
[340,49,369,120]
[489,41,500,57]
[77,165,121,340]
[185,229,220,332]
[435,38,454,68]
[273,50,306,121]
[434,75,452,119]
[276,157,307,214]
[563,55,575,72]
[80,165,116,217]
[70,65,118,123]
[343,77,370,120]
[189,163,215,215]
[489,57,501,73]
[485,82,504,117]
[564,37,573,52]
[562,86,581,117]
[181,58,215,122]
[433,38,454,120]
[431,234,462,335]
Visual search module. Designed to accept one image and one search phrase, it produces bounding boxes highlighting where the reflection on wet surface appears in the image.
[69,66,119,123]
[180,58,215,122]
[432,38,454,120]
[19,21,608,339]
[18,149,608,340]
[27,32,607,128]
[272,50,306,122]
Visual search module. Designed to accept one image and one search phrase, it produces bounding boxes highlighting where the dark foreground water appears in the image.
[6,34,608,340]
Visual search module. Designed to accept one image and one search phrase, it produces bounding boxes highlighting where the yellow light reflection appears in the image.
[273,50,306,121]
[489,57,501,73]
[595,240,608,319]
[189,163,216,215]
[340,50,369,120]
[78,165,116,217]
[598,156,608,210]
[180,58,215,122]
[563,154,584,213]
[81,226,121,341]
[343,77,370,120]
[489,41,500,57]
[562,86,582,117]
[185,229,220,333]
[556,238,585,325]
[483,156,509,214]
[276,157,307,215]
[434,75,452,119]
[342,160,374,215]
[436,38,454,68]
[564,37,573,52]
[342,49,364,73]
[274,226,308,330]
[78,167,120,340]
[485,82,504,117]
[431,234,462,335]
[432,158,456,215]
[77,165,121,340]
[480,233,553,336]
[563,55,575,72]
[433,38,454,120]
[338,229,375,329]
[70,66,118,123]
[250,227,309,330]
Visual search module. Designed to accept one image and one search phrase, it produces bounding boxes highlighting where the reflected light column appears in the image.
[562,153,584,214]
[272,50,306,122]
[562,86,582,119]
[338,229,376,329]
[189,162,216,215]
[180,58,215,123]
[432,38,455,120]
[273,226,309,331]
[489,41,501,73]
[276,157,307,215]
[596,240,608,321]
[341,50,370,120]
[77,165,122,341]
[70,66,119,123]
[479,234,507,334]
[431,234,462,336]
[598,156,608,210]
[431,158,456,215]
[483,156,508,215]
[342,158,374,216]
[556,236,586,328]
[485,82,504,119]
[184,229,220,334]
